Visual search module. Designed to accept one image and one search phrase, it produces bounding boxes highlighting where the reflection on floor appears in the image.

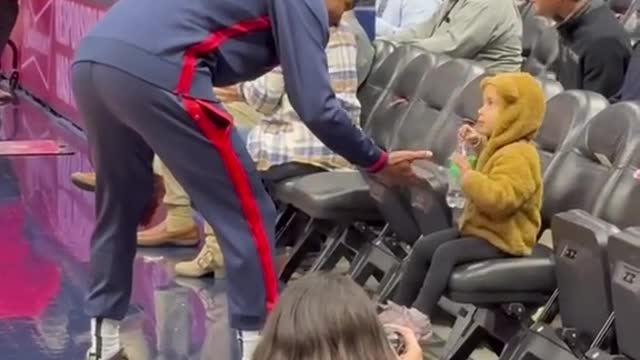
[0,95,499,360]
[0,96,233,360]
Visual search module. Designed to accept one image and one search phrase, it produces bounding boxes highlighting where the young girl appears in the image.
[391,72,545,317]
[252,273,423,360]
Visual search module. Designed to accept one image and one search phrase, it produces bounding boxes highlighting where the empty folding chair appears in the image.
[346,60,484,288]
[535,91,608,173]
[358,45,426,126]
[274,54,453,282]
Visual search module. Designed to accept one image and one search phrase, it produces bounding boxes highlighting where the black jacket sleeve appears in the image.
[582,37,631,99]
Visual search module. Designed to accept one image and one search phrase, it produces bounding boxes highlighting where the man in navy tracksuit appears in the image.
[72,0,428,359]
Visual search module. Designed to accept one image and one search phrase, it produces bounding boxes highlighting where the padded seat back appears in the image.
[534,91,608,173]
[387,59,485,153]
[551,210,620,342]
[365,52,447,147]
[522,11,553,57]
[424,74,489,165]
[365,60,484,244]
[597,166,640,228]
[541,102,640,229]
[371,40,396,75]
[607,227,640,360]
[594,111,640,227]
[523,27,560,77]
[538,77,564,99]
[358,45,426,126]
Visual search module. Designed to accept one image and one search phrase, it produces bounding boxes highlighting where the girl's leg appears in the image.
[392,228,460,307]
[412,237,508,316]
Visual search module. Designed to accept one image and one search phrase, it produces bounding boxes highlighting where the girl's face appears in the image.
[477,85,505,136]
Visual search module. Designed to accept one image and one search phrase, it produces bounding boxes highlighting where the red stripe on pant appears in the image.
[176,16,278,313]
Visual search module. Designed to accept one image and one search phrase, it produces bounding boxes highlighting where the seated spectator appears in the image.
[384,0,523,73]
[375,0,442,37]
[342,0,376,86]
[389,73,545,317]
[70,6,363,278]
[535,0,631,98]
[0,0,19,102]
[252,272,423,360]
[236,25,362,175]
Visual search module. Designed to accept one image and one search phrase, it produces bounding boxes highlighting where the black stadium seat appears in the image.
[370,39,396,75]
[274,52,457,281]
[523,27,560,77]
[365,51,449,146]
[275,60,484,283]
[607,227,640,360]
[535,91,608,173]
[358,45,426,126]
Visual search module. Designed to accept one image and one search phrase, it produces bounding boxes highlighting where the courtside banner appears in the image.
[2,0,115,127]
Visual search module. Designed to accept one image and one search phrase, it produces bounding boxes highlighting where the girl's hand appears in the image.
[452,152,472,176]
[386,325,423,360]
[457,123,484,148]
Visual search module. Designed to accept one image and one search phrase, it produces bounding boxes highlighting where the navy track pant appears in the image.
[71,62,279,331]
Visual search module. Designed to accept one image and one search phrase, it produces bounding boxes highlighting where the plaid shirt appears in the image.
[243,25,361,171]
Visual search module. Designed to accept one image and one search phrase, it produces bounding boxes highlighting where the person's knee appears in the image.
[430,242,462,269]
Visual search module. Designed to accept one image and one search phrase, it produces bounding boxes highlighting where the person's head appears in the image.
[252,273,398,360]
[532,0,583,20]
[326,0,348,26]
[477,72,546,141]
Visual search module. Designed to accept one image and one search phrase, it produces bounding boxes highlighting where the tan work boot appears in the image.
[87,349,129,360]
[71,172,96,192]
[137,219,199,247]
[174,237,225,278]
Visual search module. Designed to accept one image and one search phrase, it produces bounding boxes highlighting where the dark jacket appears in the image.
[74,0,385,170]
[615,43,640,101]
[554,0,631,98]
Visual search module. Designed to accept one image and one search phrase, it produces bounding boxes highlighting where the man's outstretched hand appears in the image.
[375,150,432,185]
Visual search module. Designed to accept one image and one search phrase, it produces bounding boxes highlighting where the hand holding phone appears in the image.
[385,325,423,360]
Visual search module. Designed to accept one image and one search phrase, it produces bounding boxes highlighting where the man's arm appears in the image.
[582,37,631,99]
[396,0,495,58]
[268,0,387,170]
[399,0,440,31]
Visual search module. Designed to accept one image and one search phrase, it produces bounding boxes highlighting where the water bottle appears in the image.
[446,142,477,209]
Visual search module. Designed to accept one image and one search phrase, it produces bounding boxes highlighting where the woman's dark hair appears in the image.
[252,273,398,360]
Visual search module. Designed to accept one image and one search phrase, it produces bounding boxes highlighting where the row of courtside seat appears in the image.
[268,42,640,360]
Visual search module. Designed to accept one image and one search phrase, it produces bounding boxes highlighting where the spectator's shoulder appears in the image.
[589,35,632,56]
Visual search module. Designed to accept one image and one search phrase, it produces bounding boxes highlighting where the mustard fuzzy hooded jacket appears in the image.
[458,73,545,256]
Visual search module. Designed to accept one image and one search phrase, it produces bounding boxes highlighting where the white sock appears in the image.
[238,330,261,360]
[89,318,121,359]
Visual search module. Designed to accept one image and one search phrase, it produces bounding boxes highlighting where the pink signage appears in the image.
[2,0,112,127]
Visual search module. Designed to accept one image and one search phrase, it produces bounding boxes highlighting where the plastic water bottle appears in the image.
[446,142,477,209]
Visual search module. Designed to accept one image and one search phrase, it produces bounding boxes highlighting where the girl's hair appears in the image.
[252,273,398,360]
